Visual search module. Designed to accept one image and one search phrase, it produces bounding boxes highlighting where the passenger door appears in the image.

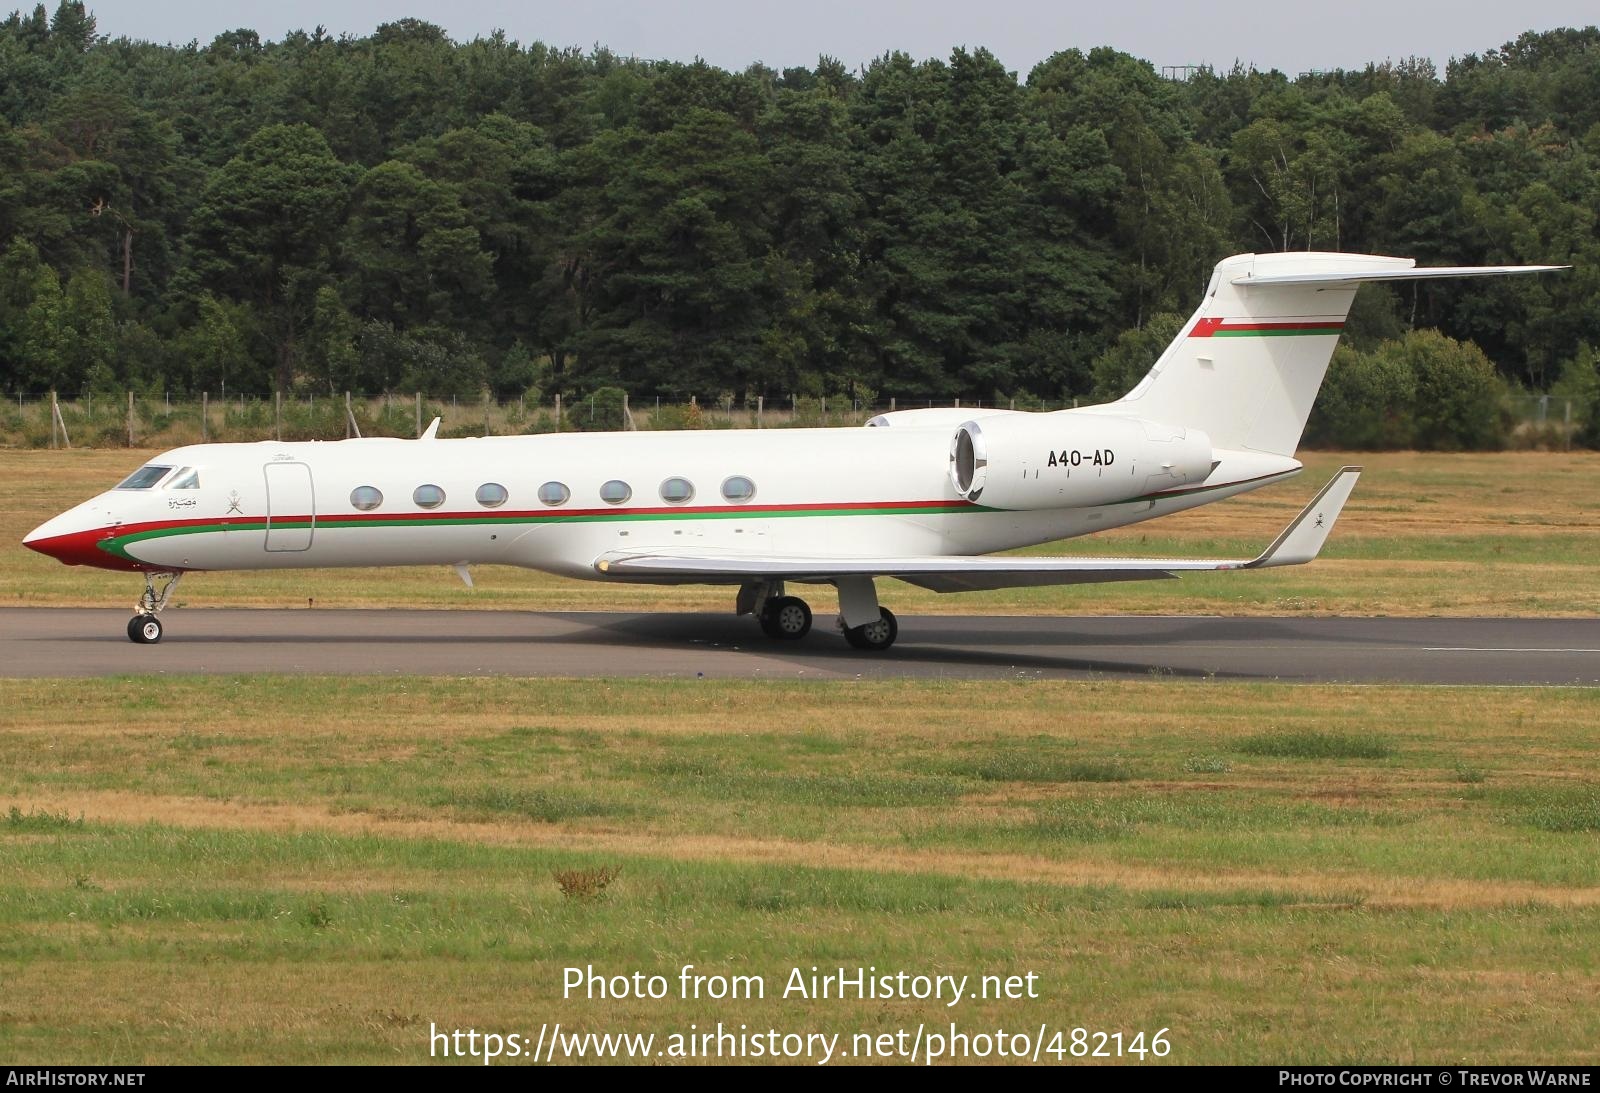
[263,462,315,552]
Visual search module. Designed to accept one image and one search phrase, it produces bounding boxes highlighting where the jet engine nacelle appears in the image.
[949,412,1214,509]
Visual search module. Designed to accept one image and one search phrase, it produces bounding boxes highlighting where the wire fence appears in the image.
[4,390,1585,450]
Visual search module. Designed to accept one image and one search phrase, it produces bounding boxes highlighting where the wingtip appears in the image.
[1246,466,1361,569]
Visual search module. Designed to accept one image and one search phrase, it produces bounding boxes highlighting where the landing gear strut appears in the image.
[128,571,182,644]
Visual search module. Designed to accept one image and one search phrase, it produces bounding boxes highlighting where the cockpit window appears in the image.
[168,468,200,490]
[115,465,173,490]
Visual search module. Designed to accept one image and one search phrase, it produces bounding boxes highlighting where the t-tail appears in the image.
[1105,252,1564,459]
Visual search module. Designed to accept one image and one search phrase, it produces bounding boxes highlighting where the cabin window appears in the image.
[168,467,201,490]
[659,477,694,504]
[475,482,509,508]
[115,465,172,490]
[599,479,632,505]
[537,481,571,506]
[413,484,446,509]
[720,475,755,503]
[350,486,383,511]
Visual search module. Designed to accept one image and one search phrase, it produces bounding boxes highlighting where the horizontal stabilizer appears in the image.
[593,468,1361,593]
[1234,264,1565,288]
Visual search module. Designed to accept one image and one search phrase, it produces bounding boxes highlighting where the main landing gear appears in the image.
[758,595,813,640]
[127,571,182,644]
[738,577,900,652]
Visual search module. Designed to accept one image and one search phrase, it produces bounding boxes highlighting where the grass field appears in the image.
[2,677,1598,1064]
[5,448,1599,616]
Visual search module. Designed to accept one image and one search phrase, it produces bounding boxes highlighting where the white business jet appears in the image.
[25,252,1559,649]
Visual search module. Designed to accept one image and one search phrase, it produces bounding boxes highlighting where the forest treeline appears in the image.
[3,3,1600,441]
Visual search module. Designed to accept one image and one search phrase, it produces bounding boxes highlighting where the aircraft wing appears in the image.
[593,467,1361,593]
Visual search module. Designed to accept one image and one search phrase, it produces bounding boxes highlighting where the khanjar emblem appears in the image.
[227,490,244,515]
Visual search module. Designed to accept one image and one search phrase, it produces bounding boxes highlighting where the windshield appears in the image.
[168,467,200,489]
[115,465,173,490]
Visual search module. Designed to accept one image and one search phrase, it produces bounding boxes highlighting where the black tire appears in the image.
[761,596,812,640]
[844,607,898,651]
[127,614,162,644]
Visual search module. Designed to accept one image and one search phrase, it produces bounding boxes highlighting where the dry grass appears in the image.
[5,448,1599,615]
[3,675,1599,1063]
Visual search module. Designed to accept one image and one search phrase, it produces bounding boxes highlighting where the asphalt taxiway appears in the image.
[0,608,1595,684]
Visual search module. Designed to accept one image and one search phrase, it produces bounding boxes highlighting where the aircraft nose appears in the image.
[24,514,83,562]
[22,510,129,569]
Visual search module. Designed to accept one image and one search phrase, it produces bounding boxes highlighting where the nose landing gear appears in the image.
[128,571,182,644]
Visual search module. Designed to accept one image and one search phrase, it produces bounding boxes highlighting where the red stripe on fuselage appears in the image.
[1188,318,1344,337]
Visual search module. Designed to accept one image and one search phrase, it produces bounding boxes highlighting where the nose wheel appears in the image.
[127,571,182,644]
[128,615,162,644]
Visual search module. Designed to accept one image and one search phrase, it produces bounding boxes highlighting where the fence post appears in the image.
[483,390,491,437]
[202,391,208,442]
[53,394,70,448]
[274,390,281,442]
[127,391,135,447]
[890,397,896,413]
[415,392,422,438]
[345,391,352,439]
[554,393,562,431]
[757,395,763,428]
[49,391,57,449]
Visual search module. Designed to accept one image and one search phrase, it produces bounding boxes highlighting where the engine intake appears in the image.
[950,412,1213,509]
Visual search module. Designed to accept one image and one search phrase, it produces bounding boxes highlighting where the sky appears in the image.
[75,0,1598,78]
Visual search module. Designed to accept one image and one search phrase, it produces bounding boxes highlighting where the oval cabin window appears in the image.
[599,480,632,505]
[659,477,694,504]
[350,486,383,511]
[538,481,571,506]
[413,484,446,509]
[475,482,509,508]
[720,476,756,503]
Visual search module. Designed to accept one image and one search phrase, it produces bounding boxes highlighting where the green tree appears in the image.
[1388,329,1508,450]
[58,266,115,390]
[1303,344,1417,448]
[1089,313,1182,401]
[180,293,256,396]
[184,124,354,392]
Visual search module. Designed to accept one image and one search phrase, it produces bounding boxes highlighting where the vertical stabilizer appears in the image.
[1100,252,1561,458]
[1107,253,1395,456]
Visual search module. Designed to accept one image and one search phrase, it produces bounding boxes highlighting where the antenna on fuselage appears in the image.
[419,417,441,440]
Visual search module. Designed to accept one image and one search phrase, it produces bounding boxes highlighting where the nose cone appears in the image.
[24,509,141,571]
